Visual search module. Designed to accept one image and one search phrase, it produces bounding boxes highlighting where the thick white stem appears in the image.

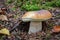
[28,22,42,34]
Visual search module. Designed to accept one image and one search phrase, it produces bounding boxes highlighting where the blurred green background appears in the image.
[6,0,60,11]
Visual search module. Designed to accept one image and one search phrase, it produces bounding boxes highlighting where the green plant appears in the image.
[6,0,60,11]
[11,7,16,11]
[6,0,14,4]
[0,35,5,40]
[20,0,42,11]
[41,4,53,10]
[45,0,60,7]
[21,4,40,11]
[55,0,60,7]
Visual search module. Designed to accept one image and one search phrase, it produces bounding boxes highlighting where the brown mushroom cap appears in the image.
[22,10,52,21]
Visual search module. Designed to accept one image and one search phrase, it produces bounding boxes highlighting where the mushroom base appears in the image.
[28,22,42,34]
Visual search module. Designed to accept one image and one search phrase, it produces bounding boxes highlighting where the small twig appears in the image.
[52,15,60,18]
[15,35,21,40]
[10,21,22,33]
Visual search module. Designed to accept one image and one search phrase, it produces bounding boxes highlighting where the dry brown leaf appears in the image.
[7,14,14,18]
[52,25,60,32]
[1,8,7,11]
[0,8,2,13]
[0,15,8,21]
[0,8,5,14]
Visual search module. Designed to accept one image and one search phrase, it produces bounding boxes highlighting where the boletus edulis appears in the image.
[22,10,52,34]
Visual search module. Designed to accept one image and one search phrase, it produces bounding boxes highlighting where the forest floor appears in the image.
[0,0,60,40]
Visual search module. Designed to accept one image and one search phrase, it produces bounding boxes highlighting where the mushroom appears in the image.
[22,10,52,34]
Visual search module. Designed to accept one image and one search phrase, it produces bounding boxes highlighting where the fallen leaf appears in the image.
[0,28,10,35]
[0,8,5,15]
[7,14,14,18]
[52,25,60,32]
[0,8,2,13]
[1,8,7,11]
[0,15,8,21]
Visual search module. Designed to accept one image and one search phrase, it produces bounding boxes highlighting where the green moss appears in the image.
[6,0,60,11]
[21,4,40,11]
